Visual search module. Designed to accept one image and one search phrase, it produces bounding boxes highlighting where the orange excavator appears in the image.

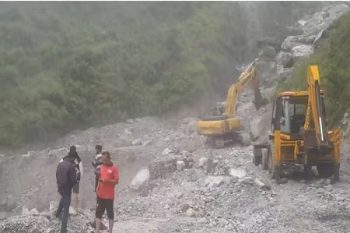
[197,60,265,148]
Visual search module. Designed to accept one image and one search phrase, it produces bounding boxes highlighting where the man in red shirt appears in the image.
[95,151,119,233]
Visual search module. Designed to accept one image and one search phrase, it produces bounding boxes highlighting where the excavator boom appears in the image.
[224,60,262,118]
[304,65,329,148]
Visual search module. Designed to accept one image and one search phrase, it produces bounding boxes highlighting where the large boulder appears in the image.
[291,44,314,58]
[250,115,266,141]
[275,51,293,68]
[130,168,150,190]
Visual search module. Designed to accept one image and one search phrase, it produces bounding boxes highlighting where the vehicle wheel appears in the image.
[317,163,334,178]
[261,149,269,170]
[253,148,262,166]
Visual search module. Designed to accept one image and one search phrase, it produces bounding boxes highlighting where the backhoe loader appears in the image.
[253,65,340,183]
[197,60,265,148]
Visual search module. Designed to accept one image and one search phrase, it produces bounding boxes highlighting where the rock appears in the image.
[281,36,301,50]
[162,148,173,156]
[204,176,225,188]
[185,208,196,217]
[291,44,314,58]
[254,178,271,190]
[275,51,293,68]
[49,201,56,212]
[198,217,207,224]
[176,160,186,171]
[229,168,247,179]
[69,206,77,216]
[29,208,39,215]
[249,116,265,141]
[198,157,208,168]
[130,168,150,190]
[142,140,152,146]
[132,138,142,146]
[124,128,132,135]
[181,203,190,212]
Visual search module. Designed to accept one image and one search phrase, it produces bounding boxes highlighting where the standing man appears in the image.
[56,148,77,233]
[70,146,83,210]
[95,151,119,233]
[92,145,103,192]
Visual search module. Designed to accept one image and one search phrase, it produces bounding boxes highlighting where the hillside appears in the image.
[279,11,350,126]
[0,2,323,147]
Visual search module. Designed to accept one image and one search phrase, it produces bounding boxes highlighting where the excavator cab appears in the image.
[272,92,326,139]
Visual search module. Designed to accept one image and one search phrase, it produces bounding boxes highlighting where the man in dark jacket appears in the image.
[56,149,77,233]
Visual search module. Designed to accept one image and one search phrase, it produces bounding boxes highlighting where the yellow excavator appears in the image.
[253,65,340,183]
[197,60,265,148]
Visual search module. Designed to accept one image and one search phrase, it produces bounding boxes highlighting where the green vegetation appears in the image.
[0,2,319,146]
[279,13,350,126]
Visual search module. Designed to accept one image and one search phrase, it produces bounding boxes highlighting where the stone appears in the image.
[229,168,247,179]
[291,44,314,58]
[204,176,225,188]
[181,203,190,212]
[275,51,293,68]
[198,157,208,168]
[249,116,265,141]
[124,128,132,135]
[281,36,301,50]
[176,160,186,171]
[132,138,142,146]
[254,178,271,190]
[29,208,39,215]
[185,208,196,217]
[69,206,77,216]
[130,168,150,190]
[162,148,173,156]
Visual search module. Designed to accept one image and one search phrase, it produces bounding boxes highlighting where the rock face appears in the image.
[291,44,314,58]
[271,3,350,82]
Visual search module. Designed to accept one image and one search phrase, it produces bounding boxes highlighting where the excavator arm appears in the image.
[224,60,263,118]
[303,65,329,147]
